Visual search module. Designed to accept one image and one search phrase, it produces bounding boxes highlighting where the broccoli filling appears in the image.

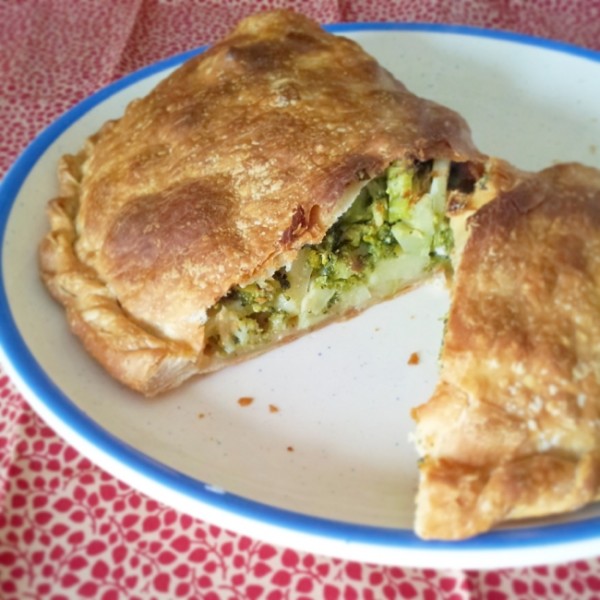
[205,158,456,356]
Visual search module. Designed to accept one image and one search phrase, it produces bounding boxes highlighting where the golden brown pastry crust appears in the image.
[39,9,486,395]
[413,163,600,540]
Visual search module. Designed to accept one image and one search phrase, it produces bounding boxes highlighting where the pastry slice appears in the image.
[39,10,511,395]
[413,163,600,540]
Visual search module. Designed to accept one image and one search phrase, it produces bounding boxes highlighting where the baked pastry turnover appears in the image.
[39,10,505,395]
[38,8,600,540]
[413,163,600,540]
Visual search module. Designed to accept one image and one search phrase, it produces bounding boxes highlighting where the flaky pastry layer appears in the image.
[40,10,488,395]
[413,163,600,540]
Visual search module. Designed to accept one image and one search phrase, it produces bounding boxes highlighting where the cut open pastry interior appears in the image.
[38,9,600,540]
[203,157,500,361]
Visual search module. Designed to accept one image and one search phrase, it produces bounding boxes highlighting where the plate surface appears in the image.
[1,24,600,569]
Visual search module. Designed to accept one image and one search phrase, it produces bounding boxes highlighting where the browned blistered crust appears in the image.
[39,9,487,395]
[412,163,600,540]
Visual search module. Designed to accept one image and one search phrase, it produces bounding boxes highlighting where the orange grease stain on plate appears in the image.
[238,396,254,407]
[408,352,420,365]
[269,404,280,413]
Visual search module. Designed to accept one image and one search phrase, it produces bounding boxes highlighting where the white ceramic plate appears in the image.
[1,24,600,570]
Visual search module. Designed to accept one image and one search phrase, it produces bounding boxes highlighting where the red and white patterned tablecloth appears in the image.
[1,1,600,598]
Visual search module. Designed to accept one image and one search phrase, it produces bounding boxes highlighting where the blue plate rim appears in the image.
[1,22,599,556]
